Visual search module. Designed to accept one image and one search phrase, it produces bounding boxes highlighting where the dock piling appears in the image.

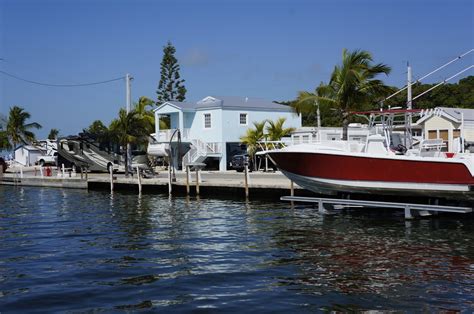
[137,167,142,193]
[186,165,190,195]
[244,163,249,198]
[109,166,114,192]
[195,167,200,195]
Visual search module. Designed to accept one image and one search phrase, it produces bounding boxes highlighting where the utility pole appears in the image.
[126,73,132,113]
[125,73,133,175]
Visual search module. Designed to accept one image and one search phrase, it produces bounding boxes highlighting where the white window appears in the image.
[239,113,248,125]
[204,113,211,129]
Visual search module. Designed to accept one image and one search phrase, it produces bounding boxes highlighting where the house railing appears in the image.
[153,128,191,142]
[183,139,222,165]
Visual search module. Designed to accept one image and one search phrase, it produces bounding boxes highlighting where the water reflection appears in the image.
[0,187,472,312]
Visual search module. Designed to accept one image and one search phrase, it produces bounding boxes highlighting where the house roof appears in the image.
[439,107,474,122]
[155,96,293,112]
[416,107,474,124]
[197,96,292,111]
[14,145,43,152]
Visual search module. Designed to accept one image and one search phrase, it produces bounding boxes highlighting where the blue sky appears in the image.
[1,0,472,138]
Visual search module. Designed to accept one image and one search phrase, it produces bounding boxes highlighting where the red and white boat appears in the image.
[267,109,474,202]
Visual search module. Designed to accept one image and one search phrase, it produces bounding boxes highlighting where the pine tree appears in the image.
[156,41,187,104]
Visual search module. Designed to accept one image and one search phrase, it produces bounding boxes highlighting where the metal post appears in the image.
[461,112,465,153]
[406,63,412,148]
[290,180,294,197]
[20,167,23,178]
[62,164,65,177]
[195,168,200,195]
[40,166,44,178]
[404,205,414,220]
[137,167,142,193]
[109,165,114,192]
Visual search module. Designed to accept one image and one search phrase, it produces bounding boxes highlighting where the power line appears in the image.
[0,70,125,87]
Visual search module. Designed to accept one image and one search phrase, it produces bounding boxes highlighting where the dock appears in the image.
[0,166,310,199]
[2,166,473,218]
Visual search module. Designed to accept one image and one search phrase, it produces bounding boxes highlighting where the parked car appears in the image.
[229,154,253,172]
[0,157,7,173]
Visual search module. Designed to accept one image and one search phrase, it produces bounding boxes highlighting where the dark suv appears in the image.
[0,157,7,173]
[229,154,253,172]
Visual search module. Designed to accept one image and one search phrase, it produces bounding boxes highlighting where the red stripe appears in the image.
[269,152,474,185]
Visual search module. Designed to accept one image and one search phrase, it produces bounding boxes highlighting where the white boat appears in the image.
[267,109,474,203]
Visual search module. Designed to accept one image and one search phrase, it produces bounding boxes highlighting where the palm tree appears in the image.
[47,128,59,140]
[239,120,266,169]
[6,106,42,149]
[0,131,11,150]
[265,117,295,141]
[295,49,392,139]
[134,96,156,134]
[109,108,147,176]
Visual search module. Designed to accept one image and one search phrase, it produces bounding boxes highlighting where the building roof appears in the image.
[416,107,474,124]
[197,96,292,111]
[439,107,474,122]
[14,145,43,152]
[155,96,293,112]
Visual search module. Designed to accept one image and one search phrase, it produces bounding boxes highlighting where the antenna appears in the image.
[384,48,473,101]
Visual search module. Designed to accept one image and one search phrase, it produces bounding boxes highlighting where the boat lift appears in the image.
[281,196,473,219]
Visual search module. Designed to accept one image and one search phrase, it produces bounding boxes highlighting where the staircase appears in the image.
[183,139,222,166]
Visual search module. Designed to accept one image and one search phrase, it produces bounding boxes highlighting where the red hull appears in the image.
[268,152,474,185]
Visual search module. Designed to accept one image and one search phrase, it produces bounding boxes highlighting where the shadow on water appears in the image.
[0,186,472,312]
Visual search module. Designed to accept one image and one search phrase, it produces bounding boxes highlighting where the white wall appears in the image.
[222,110,301,143]
[188,108,223,143]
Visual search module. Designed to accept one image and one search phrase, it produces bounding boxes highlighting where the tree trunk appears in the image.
[342,112,349,141]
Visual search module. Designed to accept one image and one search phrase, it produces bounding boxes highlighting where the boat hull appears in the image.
[268,151,474,202]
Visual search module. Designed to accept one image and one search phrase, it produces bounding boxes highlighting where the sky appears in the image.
[0,0,473,138]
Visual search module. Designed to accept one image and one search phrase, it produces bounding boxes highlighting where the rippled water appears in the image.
[0,186,473,312]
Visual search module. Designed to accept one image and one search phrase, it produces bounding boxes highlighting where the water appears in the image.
[0,186,473,313]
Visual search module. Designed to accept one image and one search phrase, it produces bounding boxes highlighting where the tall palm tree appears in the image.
[295,49,392,140]
[240,120,266,168]
[109,108,147,176]
[265,117,295,141]
[6,106,42,149]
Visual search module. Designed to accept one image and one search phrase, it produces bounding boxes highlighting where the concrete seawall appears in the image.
[1,171,314,200]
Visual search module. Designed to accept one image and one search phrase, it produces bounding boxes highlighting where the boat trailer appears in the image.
[281,196,473,219]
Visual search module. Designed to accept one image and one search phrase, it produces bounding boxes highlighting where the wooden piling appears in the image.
[186,165,190,195]
[195,167,200,195]
[137,167,142,193]
[244,163,249,198]
[109,166,114,192]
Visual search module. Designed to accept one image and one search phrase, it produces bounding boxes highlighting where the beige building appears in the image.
[415,107,474,152]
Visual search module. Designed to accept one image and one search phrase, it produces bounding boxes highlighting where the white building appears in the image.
[14,145,44,167]
[415,107,474,152]
[152,95,301,171]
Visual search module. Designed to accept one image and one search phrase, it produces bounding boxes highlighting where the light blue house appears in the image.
[151,95,301,171]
